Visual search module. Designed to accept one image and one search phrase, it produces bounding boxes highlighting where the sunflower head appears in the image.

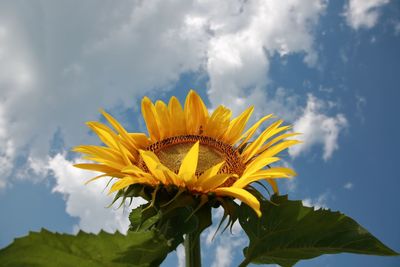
[74,90,300,219]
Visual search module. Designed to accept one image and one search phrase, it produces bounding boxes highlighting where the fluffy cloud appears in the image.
[47,153,145,233]
[0,0,216,194]
[0,0,347,232]
[201,207,246,267]
[0,0,335,183]
[176,245,185,267]
[344,0,390,30]
[289,94,348,161]
[200,1,349,161]
[206,0,326,115]
[0,0,209,164]
[0,104,14,188]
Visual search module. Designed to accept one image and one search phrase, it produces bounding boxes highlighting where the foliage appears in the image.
[0,189,397,267]
[0,229,170,267]
[238,195,399,267]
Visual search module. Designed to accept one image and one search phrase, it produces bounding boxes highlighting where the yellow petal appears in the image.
[184,90,208,134]
[100,109,138,152]
[73,145,122,163]
[178,141,199,184]
[109,176,155,194]
[86,122,119,149]
[242,157,280,178]
[252,167,297,178]
[74,163,118,173]
[203,106,232,139]
[121,165,148,176]
[86,121,134,159]
[192,161,225,190]
[237,114,274,149]
[257,133,301,155]
[168,96,186,136]
[214,187,261,217]
[197,161,224,182]
[258,140,301,158]
[233,167,296,188]
[156,164,182,186]
[129,133,151,149]
[196,174,235,191]
[223,106,254,144]
[139,150,167,184]
[155,100,171,139]
[116,141,132,166]
[241,121,289,162]
[81,156,125,170]
[141,97,161,141]
[84,172,122,185]
[266,178,279,194]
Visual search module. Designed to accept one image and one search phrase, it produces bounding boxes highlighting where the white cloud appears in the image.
[0,104,15,188]
[47,153,146,233]
[206,0,327,117]
[0,0,347,231]
[344,182,354,190]
[355,94,367,123]
[202,207,246,267]
[0,0,210,165]
[0,0,333,184]
[210,234,246,267]
[0,1,213,191]
[285,178,298,193]
[177,245,185,267]
[394,21,400,35]
[303,192,329,210]
[344,0,390,30]
[289,94,348,161]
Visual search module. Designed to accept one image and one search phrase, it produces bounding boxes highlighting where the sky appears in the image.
[0,0,399,266]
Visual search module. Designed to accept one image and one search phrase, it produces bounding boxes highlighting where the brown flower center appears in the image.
[139,135,245,177]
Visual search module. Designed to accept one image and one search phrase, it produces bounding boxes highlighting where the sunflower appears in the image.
[73,90,300,217]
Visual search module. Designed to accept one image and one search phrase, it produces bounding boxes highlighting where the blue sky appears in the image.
[0,0,399,266]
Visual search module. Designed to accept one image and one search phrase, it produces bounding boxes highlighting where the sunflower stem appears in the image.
[184,232,201,267]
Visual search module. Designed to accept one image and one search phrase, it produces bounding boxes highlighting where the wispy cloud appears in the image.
[47,153,146,233]
[344,182,354,190]
[394,21,400,35]
[344,0,390,30]
[289,94,348,161]
[303,192,331,210]
[355,94,367,123]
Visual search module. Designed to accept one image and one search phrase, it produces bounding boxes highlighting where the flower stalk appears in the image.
[185,232,201,267]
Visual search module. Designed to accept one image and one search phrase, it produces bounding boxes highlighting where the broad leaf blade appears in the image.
[0,229,171,267]
[239,195,398,267]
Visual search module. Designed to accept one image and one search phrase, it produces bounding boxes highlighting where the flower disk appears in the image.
[73,90,300,216]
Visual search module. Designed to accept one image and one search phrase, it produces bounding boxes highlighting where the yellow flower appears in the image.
[74,90,300,217]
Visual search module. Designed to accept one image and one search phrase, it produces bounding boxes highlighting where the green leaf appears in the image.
[129,205,160,231]
[238,195,399,267]
[0,229,171,267]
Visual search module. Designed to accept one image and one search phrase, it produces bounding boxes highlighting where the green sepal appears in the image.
[0,229,172,267]
[128,189,212,251]
[238,195,399,267]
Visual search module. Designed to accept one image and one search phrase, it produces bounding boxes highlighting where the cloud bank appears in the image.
[0,0,350,233]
